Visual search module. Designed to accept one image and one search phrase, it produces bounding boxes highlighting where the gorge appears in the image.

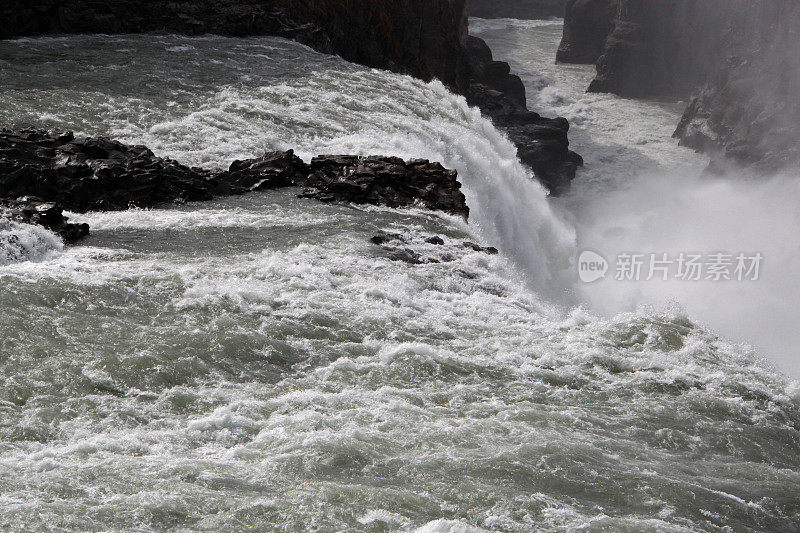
[1,2,799,532]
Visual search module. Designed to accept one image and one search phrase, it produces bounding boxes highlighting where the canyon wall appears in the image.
[467,0,566,20]
[560,0,800,170]
[0,0,470,92]
[556,0,616,64]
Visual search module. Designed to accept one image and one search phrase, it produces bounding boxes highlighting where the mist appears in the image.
[571,169,800,377]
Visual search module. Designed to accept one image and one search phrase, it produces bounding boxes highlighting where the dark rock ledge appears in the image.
[0,128,469,243]
[466,36,583,194]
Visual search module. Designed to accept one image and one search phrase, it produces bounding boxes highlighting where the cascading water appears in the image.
[472,18,800,377]
[0,219,64,266]
[0,31,799,532]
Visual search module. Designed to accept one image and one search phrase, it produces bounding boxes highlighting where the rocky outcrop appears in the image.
[0,0,470,93]
[674,2,800,171]
[300,156,469,218]
[0,198,89,244]
[466,36,583,193]
[556,0,616,64]
[467,0,566,19]
[564,0,800,170]
[0,128,470,240]
[1,129,223,212]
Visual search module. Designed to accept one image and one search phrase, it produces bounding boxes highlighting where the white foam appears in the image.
[0,219,64,266]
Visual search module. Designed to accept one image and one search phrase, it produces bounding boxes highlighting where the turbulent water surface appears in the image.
[1,29,799,532]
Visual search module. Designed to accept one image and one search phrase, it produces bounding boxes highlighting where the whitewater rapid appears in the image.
[1,31,799,532]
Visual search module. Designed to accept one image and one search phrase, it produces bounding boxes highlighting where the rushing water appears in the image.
[0,27,799,533]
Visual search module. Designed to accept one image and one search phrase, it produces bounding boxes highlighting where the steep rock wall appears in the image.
[0,0,470,92]
[556,0,616,64]
[559,0,800,170]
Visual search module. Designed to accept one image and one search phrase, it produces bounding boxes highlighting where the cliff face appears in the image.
[675,2,800,170]
[467,0,566,19]
[556,0,616,64]
[586,0,745,98]
[0,0,470,92]
[560,0,800,170]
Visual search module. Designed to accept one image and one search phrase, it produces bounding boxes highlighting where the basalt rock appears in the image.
[0,197,89,244]
[556,0,616,64]
[0,128,219,212]
[220,151,310,194]
[467,0,567,20]
[574,0,800,171]
[466,36,583,194]
[300,155,469,218]
[674,2,800,171]
[0,128,471,239]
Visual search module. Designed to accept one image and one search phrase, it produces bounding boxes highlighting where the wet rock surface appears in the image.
[0,129,470,241]
[0,129,219,213]
[556,0,616,65]
[300,156,469,218]
[467,36,583,194]
[0,197,89,244]
[369,232,499,266]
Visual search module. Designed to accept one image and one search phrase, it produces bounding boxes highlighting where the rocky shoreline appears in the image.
[0,128,469,242]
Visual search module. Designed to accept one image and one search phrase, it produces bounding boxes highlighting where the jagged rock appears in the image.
[425,236,445,245]
[0,128,472,238]
[380,247,428,265]
[463,241,499,254]
[557,0,616,64]
[466,36,582,194]
[0,197,89,243]
[674,2,800,171]
[371,233,408,245]
[299,155,469,218]
[467,0,567,19]
[0,128,218,212]
[220,151,310,194]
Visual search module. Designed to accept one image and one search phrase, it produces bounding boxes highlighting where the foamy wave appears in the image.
[0,219,64,266]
